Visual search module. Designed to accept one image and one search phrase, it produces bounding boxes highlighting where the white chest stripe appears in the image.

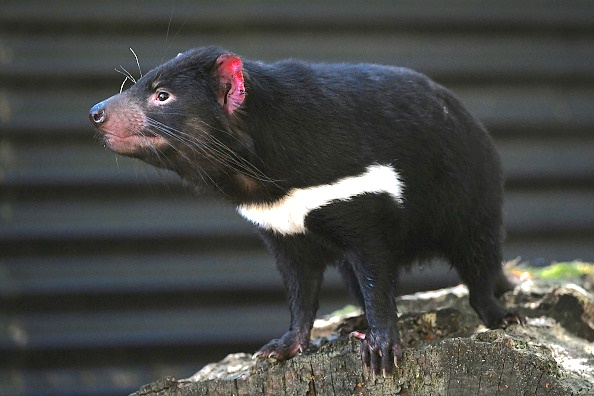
[237,164,405,235]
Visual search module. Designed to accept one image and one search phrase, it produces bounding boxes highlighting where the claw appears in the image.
[349,330,367,340]
[495,312,526,329]
[254,331,308,362]
[352,328,402,376]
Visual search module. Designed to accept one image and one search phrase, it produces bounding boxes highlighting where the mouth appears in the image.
[101,130,166,154]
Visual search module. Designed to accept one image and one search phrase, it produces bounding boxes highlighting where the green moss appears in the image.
[529,261,594,279]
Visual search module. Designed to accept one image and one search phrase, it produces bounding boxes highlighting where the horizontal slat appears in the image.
[2,0,593,32]
[0,197,252,242]
[0,304,290,350]
[497,137,594,185]
[1,33,592,85]
[0,249,278,297]
[463,87,594,131]
[0,138,180,187]
[504,235,594,264]
[505,190,594,235]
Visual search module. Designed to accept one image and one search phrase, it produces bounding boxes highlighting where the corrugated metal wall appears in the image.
[1,1,593,395]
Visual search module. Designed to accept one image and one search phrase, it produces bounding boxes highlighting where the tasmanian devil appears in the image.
[89,46,523,375]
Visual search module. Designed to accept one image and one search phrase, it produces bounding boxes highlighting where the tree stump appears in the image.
[131,272,594,396]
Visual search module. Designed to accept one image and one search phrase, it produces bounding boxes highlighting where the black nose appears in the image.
[89,101,107,125]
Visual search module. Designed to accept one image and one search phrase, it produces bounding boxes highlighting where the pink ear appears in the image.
[216,54,246,114]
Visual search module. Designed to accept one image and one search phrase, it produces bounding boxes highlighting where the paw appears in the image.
[253,331,308,361]
[491,312,526,329]
[350,328,402,376]
[473,297,526,330]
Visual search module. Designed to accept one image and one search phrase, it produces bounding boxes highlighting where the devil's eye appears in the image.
[157,92,170,101]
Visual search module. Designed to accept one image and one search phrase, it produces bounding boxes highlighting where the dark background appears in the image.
[1,1,593,395]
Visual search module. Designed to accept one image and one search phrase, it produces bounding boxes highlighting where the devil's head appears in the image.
[88,47,261,190]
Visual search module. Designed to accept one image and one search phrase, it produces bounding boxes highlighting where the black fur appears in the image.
[89,46,522,375]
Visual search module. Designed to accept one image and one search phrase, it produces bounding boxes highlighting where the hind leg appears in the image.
[336,259,369,333]
[337,259,366,307]
[493,268,516,298]
[449,240,523,329]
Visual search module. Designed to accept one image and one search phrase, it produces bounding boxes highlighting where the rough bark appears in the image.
[131,278,594,396]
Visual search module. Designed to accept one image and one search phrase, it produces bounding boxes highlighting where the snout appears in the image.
[89,100,108,126]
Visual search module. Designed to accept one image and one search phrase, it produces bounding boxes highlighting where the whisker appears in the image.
[192,117,257,153]
[129,47,142,79]
[145,117,280,186]
[146,121,231,172]
[204,134,275,182]
[182,116,278,176]
[169,131,271,183]
[144,111,249,149]
[115,66,136,83]
[119,76,129,94]
[146,118,260,174]
[115,67,136,92]
[143,126,230,197]
[161,11,188,65]
[161,10,174,65]
[140,139,181,197]
[142,132,177,169]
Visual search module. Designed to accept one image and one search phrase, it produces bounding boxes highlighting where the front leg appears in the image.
[348,249,402,376]
[304,197,404,375]
[254,233,327,361]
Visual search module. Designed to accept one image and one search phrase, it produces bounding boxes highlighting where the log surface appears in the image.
[131,280,594,395]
